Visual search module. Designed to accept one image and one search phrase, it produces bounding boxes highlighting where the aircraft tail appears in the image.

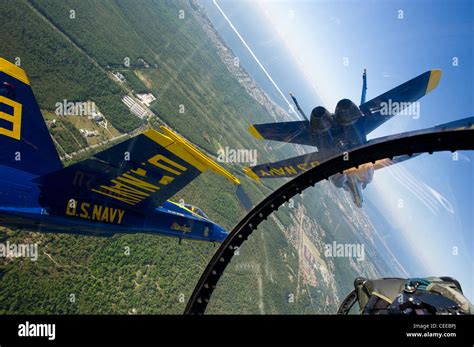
[0,58,62,175]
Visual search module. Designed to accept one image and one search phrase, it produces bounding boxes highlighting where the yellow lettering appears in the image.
[284,166,298,175]
[297,163,308,171]
[92,205,102,220]
[65,201,124,225]
[269,167,286,176]
[91,188,141,205]
[0,96,22,140]
[66,204,76,216]
[117,173,160,193]
[101,207,109,222]
[148,154,187,175]
[117,210,125,224]
[80,202,90,218]
[109,208,118,223]
[158,175,174,185]
[130,168,147,177]
[107,180,148,198]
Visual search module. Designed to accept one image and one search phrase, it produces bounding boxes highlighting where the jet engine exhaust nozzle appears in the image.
[310,106,333,133]
[335,99,363,126]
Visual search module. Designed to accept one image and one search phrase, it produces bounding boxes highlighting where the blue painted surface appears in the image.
[0,62,228,243]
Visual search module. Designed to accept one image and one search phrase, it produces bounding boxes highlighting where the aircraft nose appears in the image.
[212,225,229,243]
[347,174,364,208]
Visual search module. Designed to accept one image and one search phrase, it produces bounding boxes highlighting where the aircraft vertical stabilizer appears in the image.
[0,58,62,175]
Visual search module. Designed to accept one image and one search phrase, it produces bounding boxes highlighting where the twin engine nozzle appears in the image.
[310,99,363,133]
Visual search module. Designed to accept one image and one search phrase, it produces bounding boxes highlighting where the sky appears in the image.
[201,0,473,301]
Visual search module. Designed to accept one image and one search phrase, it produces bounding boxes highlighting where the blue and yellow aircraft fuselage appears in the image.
[0,58,239,243]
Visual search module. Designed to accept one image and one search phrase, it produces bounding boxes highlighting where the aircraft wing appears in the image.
[371,155,420,171]
[358,70,442,134]
[248,121,317,146]
[342,155,420,175]
[244,149,337,181]
[367,116,474,170]
[246,116,474,181]
[35,126,239,214]
[248,150,418,180]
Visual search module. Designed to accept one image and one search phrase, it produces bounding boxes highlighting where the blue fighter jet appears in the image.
[245,69,473,207]
[0,57,239,242]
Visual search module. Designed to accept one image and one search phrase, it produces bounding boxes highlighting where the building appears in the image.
[112,71,126,83]
[88,109,104,122]
[121,95,149,119]
[135,93,156,107]
[79,129,99,137]
[137,58,150,68]
[47,119,57,128]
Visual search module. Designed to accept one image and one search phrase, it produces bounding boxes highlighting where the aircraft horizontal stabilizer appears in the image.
[244,149,336,180]
[35,126,239,214]
[248,121,315,146]
[360,70,442,134]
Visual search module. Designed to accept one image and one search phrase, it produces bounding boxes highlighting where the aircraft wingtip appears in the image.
[426,69,442,93]
[154,126,241,185]
[248,124,264,140]
[230,175,241,185]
